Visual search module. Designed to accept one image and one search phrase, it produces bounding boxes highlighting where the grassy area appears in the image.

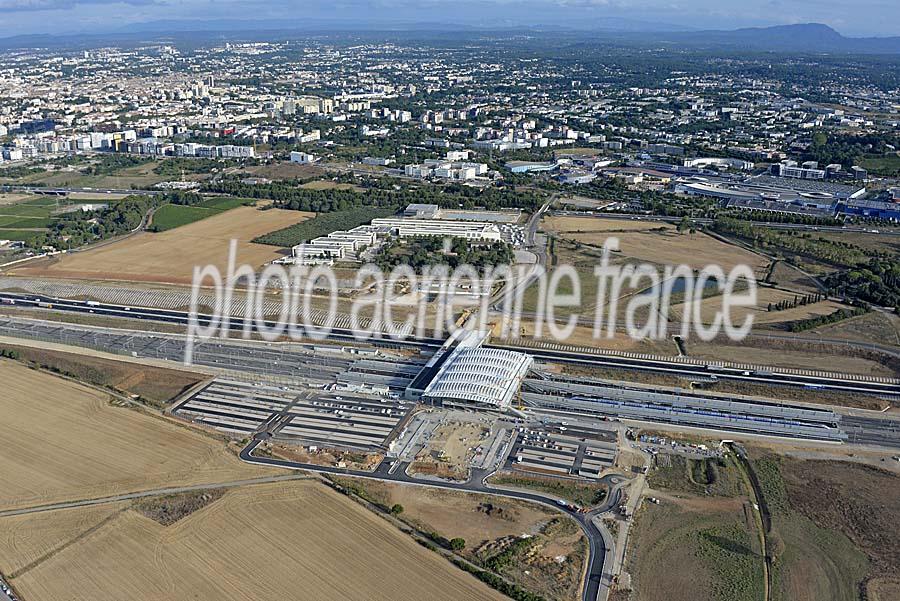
[648,455,743,497]
[196,196,254,210]
[489,472,607,506]
[626,452,765,601]
[0,216,52,228]
[0,196,124,242]
[0,229,46,244]
[751,455,873,601]
[149,205,220,231]
[858,153,900,177]
[253,205,398,246]
[148,197,252,232]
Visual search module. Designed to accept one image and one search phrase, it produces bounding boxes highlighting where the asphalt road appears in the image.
[3,185,164,196]
[550,210,900,235]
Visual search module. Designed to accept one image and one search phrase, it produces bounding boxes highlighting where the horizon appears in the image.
[1,1,899,39]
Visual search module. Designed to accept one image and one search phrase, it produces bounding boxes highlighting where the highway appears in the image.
[2,291,897,400]
[550,210,900,235]
[2,184,164,196]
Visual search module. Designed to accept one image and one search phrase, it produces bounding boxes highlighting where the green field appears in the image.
[858,154,900,177]
[627,453,765,601]
[0,216,52,229]
[196,196,253,211]
[0,229,45,244]
[253,205,398,246]
[0,197,64,241]
[148,197,252,232]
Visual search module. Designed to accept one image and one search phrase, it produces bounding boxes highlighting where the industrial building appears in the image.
[675,172,866,210]
[837,199,900,220]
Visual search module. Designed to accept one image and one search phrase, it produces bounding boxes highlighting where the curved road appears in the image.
[240,437,623,601]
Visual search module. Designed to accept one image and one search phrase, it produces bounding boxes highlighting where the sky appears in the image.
[1,0,899,38]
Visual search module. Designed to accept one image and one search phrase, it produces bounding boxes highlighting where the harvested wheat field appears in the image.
[0,502,129,576]
[12,205,312,286]
[0,361,275,511]
[4,482,506,601]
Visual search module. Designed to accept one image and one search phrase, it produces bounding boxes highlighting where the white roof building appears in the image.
[371,217,503,242]
[422,345,532,411]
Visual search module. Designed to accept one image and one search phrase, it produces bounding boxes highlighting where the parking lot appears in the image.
[173,380,413,453]
[173,379,297,434]
[507,423,618,480]
[278,393,412,451]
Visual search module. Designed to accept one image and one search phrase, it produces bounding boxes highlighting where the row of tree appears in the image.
[766,293,827,312]
[787,306,869,332]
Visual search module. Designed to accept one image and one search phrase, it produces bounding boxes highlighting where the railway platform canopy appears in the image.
[419,329,533,411]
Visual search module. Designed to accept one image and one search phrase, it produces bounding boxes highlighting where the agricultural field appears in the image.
[813,310,900,347]
[148,197,253,232]
[751,454,900,601]
[542,215,768,273]
[299,179,364,191]
[1,160,171,189]
[811,230,900,257]
[0,360,275,512]
[239,160,326,180]
[624,454,765,601]
[527,217,769,322]
[12,205,311,285]
[543,215,677,234]
[0,481,507,601]
[254,205,397,246]
[686,339,897,377]
[767,261,822,294]
[505,320,680,356]
[0,194,133,243]
[0,196,65,241]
